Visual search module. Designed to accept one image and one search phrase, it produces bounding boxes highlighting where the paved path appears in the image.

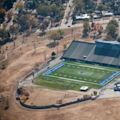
[61,0,74,27]
[99,78,120,99]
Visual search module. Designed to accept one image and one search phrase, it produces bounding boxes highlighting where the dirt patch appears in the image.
[25,87,85,105]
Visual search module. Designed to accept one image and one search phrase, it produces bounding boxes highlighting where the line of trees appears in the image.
[47,29,64,48]
[82,18,120,42]
[73,0,96,13]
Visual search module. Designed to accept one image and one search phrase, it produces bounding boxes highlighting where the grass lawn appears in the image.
[35,61,120,91]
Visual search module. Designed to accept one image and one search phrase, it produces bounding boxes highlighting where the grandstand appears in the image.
[62,39,120,67]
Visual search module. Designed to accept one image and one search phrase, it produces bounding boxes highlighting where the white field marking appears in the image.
[47,75,99,85]
[65,62,115,72]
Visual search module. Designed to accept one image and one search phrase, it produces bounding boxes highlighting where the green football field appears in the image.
[35,61,120,90]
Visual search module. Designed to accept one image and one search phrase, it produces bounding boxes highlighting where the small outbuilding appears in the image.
[80,86,89,91]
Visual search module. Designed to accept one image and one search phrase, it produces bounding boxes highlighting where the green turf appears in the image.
[35,76,100,90]
[35,61,120,90]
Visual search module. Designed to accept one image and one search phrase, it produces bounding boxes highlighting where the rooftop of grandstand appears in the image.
[62,40,120,67]
[96,39,120,45]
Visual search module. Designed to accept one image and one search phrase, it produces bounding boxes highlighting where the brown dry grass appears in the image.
[2,98,120,120]
[0,27,119,120]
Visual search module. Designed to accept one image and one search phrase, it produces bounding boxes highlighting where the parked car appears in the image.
[75,14,90,20]
[114,86,120,91]
[93,15,101,19]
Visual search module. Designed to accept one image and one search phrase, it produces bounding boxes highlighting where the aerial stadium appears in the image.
[36,39,120,90]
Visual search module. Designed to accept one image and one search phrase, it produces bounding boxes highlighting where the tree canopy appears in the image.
[49,29,64,41]
[82,19,90,37]
[73,0,95,13]
[106,19,119,39]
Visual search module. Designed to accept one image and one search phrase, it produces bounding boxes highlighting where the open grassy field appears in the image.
[35,61,120,90]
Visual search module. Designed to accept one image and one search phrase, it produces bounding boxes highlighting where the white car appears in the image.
[75,14,90,20]
[102,11,114,16]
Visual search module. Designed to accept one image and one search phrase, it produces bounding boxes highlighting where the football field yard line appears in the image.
[65,62,115,72]
[47,75,100,85]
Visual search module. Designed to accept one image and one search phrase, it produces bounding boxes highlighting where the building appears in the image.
[62,40,120,67]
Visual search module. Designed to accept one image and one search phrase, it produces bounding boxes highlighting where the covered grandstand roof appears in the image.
[62,40,120,67]
[96,39,120,45]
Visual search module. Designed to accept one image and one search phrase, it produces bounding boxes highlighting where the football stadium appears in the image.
[36,39,120,90]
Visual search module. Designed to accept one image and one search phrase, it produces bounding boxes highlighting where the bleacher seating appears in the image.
[44,63,64,75]
[99,72,120,86]
[62,40,120,67]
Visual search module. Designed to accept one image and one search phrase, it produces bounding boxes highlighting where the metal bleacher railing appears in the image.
[44,62,65,75]
[99,71,120,86]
